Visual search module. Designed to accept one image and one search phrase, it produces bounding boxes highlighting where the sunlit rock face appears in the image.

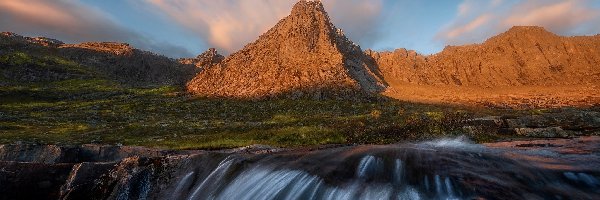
[1,137,599,199]
[371,26,600,87]
[186,1,386,100]
[178,48,225,69]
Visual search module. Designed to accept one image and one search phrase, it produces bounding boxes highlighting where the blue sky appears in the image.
[1,0,599,58]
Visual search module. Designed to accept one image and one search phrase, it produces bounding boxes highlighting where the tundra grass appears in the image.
[0,52,564,149]
[0,76,514,149]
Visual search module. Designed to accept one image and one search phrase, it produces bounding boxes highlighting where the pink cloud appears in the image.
[503,0,598,33]
[445,14,492,39]
[0,0,192,57]
[437,0,600,46]
[146,0,294,54]
[144,0,384,54]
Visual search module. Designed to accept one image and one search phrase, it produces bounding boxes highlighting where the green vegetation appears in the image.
[0,74,515,149]
[0,50,561,150]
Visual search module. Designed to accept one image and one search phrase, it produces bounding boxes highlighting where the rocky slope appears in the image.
[178,48,225,69]
[0,32,198,86]
[59,42,198,86]
[370,26,600,87]
[186,0,386,100]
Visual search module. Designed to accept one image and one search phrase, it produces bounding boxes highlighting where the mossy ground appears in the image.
[0,81,513,149]
[0,51,561,150]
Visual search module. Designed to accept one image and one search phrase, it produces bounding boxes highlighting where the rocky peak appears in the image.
[505,26,552,34]
[196,48,224,66]
[178,48,224,68]
[291,0,326,16]
[186,0,386,99]
[486,26,559,44]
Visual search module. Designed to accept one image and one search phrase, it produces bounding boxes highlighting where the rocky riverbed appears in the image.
[1,137,599,200]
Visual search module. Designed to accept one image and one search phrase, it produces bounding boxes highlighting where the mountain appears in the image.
[0,32,198,87]
[178,48,224,69]
[370,26,600,87]
[59,42,198,86]
[186,0,386,100]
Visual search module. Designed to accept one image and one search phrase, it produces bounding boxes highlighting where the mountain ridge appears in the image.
[0,32,198,86]
[2,2,599,106]
[186,0,386,100]
[371,26,600,87]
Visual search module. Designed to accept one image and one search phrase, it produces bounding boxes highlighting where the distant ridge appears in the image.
[0,32,198,86]
[371,26,600,87]
[186,0,386,100]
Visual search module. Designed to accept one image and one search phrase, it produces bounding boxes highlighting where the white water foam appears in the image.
[420,136,481,150]
[215,166,427,200]
[356,155,384,179]
[188,157,237,200]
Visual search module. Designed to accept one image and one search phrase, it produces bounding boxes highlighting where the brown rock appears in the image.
[372,26,600,87]
[186,0,386,100]
[178,48,224,68]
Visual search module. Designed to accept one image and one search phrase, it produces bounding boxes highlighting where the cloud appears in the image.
[0,0,192,58]
[322,0,385,48]
[503,1,598,33]
[437,0,600,46]
[144,0,384,54]
[445,14,492,39]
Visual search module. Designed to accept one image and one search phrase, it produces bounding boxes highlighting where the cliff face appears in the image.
[371,26,600,87]
[186,1,386,100]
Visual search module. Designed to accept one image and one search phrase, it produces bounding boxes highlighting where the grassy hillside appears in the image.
[0,53,502,149]
[0,78,496,149]
[2,37,596,150]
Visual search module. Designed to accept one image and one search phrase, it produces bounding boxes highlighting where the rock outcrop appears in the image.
[178,48,225,68]
[370,26,600,87]
[186,0,386,100]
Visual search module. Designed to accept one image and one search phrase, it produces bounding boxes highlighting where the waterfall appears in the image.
[1,137,600,199]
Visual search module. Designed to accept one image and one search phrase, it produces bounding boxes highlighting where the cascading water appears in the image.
[1,137,599,199]
[151,137,599,200]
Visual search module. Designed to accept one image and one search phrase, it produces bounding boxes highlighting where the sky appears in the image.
[1,0,599,58]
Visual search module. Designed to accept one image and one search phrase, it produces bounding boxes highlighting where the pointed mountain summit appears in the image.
[186,0,386,99]
[178,48,224,68]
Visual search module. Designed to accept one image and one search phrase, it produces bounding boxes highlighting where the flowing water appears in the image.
[1,137,600,199]
[153,137,600,200]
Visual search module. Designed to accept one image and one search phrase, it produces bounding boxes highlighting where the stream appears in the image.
[1,137,599,200]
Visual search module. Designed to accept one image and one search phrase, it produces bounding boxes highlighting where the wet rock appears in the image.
[59,162,116,200]
[0,161,75,200]
[219,144,285,154]
[466,116,505,128]
[0,144,191,163]
[514,127,571,138]
[1,138,600,199]
[0,145,63,164]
